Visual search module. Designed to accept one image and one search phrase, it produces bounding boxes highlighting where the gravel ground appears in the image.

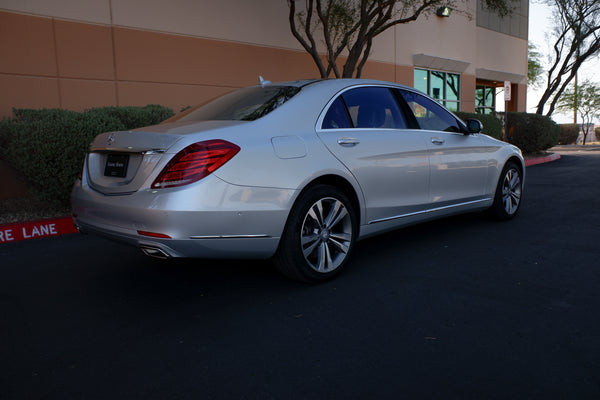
[0,197,70,225]
[0,159,71,225]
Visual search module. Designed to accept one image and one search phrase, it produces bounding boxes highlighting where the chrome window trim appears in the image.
[316,84,465,133]
[316,84,403,132]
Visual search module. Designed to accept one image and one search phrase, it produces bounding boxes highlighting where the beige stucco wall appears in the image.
[0,9,325,116]
[0,0,528,117]
[393,11,477,71]
[0,0,112,24]
[0,0,299,49]
[475,26,528,83]
[111,0,297,49]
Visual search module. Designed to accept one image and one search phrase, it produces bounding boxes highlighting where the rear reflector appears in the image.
[137,230,172,239]
[151,139,240,189]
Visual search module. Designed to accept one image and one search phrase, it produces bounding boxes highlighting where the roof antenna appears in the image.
[259,76,271,87]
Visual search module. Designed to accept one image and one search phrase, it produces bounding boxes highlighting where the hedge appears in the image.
[506,112,560,154]
[558,124,579,145]
[0,105,174,206]
[455,111,560,153]
[455,112,503,140]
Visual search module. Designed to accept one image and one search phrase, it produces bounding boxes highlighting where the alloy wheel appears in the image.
[300,197,353,273]
[502,168,522,216]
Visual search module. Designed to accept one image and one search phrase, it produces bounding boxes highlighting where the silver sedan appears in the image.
[72,79,524,282]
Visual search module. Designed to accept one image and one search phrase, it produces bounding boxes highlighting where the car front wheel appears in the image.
[274,185,357,282]
[488,161,523,220]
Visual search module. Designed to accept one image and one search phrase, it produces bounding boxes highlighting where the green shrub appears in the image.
[0,118,19,159]
[595,126,600,141]
[13,108,79,123]
[0,105,174,206]
[455,112,503,140]
[558,124,579,145]
[507,112,560,154]
[85,104,174,130]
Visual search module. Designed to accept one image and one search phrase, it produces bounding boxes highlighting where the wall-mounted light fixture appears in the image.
[436,6,452,17]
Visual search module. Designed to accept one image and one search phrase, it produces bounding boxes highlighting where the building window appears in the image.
[414,68,460,112]
[476,85,496,114]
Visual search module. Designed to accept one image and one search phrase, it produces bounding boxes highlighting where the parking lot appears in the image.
[1,148,600,399]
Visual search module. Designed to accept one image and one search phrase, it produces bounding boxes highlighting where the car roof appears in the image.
[266,78,415,92]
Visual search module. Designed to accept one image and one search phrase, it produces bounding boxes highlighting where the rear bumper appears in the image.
[71,175,295,259]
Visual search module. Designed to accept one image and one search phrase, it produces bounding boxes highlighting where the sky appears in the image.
[527,0,600,123]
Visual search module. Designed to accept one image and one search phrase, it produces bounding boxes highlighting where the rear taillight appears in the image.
[151,139,240,189]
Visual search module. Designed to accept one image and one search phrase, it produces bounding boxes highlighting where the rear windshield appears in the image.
[171,86,300,122]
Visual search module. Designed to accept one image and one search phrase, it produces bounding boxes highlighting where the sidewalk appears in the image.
[550,144,600,152]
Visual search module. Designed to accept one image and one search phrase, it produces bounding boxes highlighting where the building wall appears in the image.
[477,0,528,40]
[0,8,323,116]
[0,0,528,118]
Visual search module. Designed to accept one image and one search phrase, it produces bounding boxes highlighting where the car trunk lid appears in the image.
[86,121,245,195]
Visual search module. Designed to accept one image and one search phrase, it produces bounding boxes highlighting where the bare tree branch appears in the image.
[289,0,516,79]
[288,0,327,78]
[536,0,600,116]
[288,0,472,78]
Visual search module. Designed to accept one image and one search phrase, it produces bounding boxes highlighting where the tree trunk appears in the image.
[341,41,364,78]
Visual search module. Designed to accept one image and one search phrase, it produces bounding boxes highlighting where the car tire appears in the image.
[274,184,357,282]
[487,161,523,221]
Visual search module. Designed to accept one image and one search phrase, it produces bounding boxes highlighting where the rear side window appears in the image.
[322,97,352,129]
[399,90,461,133]
[321,86,407,129]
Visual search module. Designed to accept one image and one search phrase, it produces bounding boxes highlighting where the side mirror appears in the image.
[465,119,483,134]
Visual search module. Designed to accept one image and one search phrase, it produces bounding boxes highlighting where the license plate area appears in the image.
[104,153,130,178]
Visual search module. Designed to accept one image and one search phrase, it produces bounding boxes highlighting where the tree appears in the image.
[288,0,514,79]
[528,42,544,88]
[535,0,600,117]
[555,80,600,145]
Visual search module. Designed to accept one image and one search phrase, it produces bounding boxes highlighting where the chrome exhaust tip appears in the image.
[140,246,171,259]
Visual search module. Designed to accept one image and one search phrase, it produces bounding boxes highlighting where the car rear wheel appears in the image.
[488,161,523,220]
[274,185,357,282]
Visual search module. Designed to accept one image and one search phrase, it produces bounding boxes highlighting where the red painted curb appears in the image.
[0,217,78,244]
[524,153,561,167]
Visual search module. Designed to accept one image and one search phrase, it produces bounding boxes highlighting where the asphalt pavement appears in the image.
[1,148,599,399]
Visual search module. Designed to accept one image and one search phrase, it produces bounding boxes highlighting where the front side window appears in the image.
[172,86,300,122]
[322,87,407,129]
[413,68,461,112]
[399,90,461,133]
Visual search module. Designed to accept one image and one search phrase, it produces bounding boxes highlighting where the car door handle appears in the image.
[338,137,360,147]
[431,137,445,145]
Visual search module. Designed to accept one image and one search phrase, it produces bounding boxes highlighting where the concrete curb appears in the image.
[524,152,561,167]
